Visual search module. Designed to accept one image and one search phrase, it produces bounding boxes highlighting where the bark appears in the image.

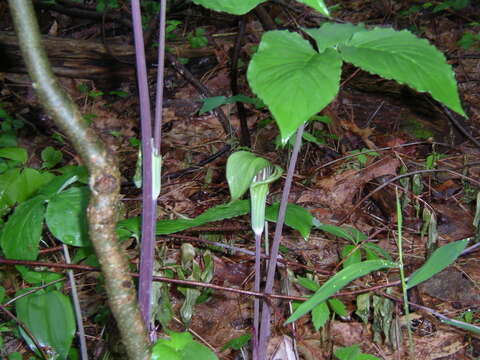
[0,31,215,80]
[7,1,151,359]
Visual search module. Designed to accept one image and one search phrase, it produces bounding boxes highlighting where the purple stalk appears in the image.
[257,124,305,359]
[132,0,166,327]
[253,231,262,360]
[153,0,167,150]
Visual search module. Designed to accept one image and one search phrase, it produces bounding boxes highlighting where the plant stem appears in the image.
[131,0,156,327]
[395,188,415,359]
[253,231,262,360]
[258,124,305,359]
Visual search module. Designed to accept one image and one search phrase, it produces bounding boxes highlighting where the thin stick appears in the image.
[63,245,89,360]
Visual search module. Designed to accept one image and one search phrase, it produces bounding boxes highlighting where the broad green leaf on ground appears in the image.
[39,172,80,197]
[247,30,342,143]
[0,195,47,260]
[16,289,75,360]
[16,265,63,285]
[199,96,230,114]
[0,146,27,163]
[45,187,90,247]
[266,203,314,239]
[406,239,469,289]
[334,344,380,360]
[362,242,393,261]
[0,168,21,208]
[226,151,271,200]
[191,0,266,15]
[116,200,314,240]
[0,168,53,207]
[16,168,55,203]
[286,260,397,324]
[151,331,217,360]
[338,27,465,116]
[295,0,330,17]
[316,224,367,243]
[41,146,63,169]
[305,23,366,52]
[220,334,252,351]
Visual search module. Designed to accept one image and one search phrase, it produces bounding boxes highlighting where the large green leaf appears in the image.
[0,195,47,260]
[45,187,90,247]
[286,260,397,324]
[305,23,366,52]
[191,0,266,15]
[16,168,55,203]
[295,0,330,17]
[338,27,465,116]
[16,289,75,360]
[0,168,21,209]
[226,151,270,200]
[247,31,342,143]
[0,146,27,163]
[406,239,468,289]
[265,203,314,239]
[116,200,314,240]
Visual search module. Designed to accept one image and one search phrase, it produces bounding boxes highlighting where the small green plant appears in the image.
[334,344,380,360]
[295,276,348,330]
[151,331,217,360]
[95,0,118,12]
[187,28,208,49]
[457,32,480,49]
[348,148,380,168]
[220,334,251,352]
[166,20,182,40]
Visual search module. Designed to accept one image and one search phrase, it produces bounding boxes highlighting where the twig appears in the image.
[379,291,480,334]
[439,104,480,148]
[231,16,250,147]
[0,258,412,301]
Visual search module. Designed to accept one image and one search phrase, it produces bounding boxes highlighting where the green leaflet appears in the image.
[286,260,397,324]
[406,239,469,289]
[339,27,465,117]
[296,0,330,17]
[0,195,47,260]
[116,200,314,240]
[45,187,90,247]
[305,23,367,52]
[151,331,218,360]
[247,31,342,143]
[191,0,266,15]
[16,289,75,360]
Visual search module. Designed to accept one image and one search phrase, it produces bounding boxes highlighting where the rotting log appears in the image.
[0,31,215,80]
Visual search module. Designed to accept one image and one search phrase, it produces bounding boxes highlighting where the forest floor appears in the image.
[1,0,480,359]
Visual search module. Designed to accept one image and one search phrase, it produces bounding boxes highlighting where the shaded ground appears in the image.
[1,0,480,359]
